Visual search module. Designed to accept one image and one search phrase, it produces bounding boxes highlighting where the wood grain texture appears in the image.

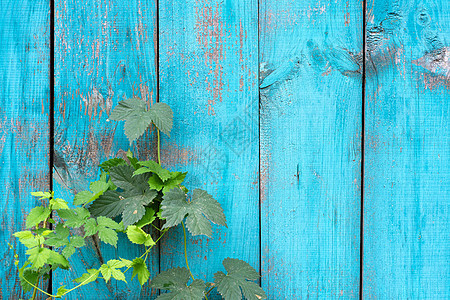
[259,0,362,298]
[159,0,259,298]
[0,0,50,298]
[54,0,158,298]
[363,0,450,298]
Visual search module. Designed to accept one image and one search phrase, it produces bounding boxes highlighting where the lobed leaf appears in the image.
[214,258,266,300]
[26,206,51,229]
[148,171,187,194]
[134,160,171,181]
[150,267,206,300]
[19,265,39,293]
[73,177,109,206]
[91,165,158,227]
[99,259,128,283]
[148,102,173,137]
[99,157,127,172]
[161,188,227,237]
[57,207,90,228]
[134,207,156,228]
[131,257,150,286]
[126,225,155,246]
[109,97,173,142]
[49,198,69,210]
[30,191,53,199]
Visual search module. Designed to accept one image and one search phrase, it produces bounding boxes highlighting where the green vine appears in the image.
[11,98,266,300]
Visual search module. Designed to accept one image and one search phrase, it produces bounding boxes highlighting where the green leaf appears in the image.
[120,258,133,267]
[136,160,172,181]
[109,98,173,142]
[150,267,206,300]
[131,257,150,286]
[148,171,187,194]
[147,174,165,191]
[82,216,120,246]
[126,225,155,246]
[99,157,128,172]
[70,235,85,247]
[214,258,266,300]
[91,165,158,227]
[50,198,69,210]
[44,224,83,259]
[48,250,70,269]
[73,177,110,206]
[89,190,125,218]
[125,111,154,142]
[30,191,53,199]
[98,227,119,247]
[161,188,227,237]
[26,247,51,269]
[109,164,137,190]
[14,231,40,248]
[135,207,156,228]
[100,259,128,283]
[19,265,39,293]
[97,216,122,230]
[110,97,153,142]
[62,245,76,258]
[56,285,68,297]
[74,269,100,285]
[26,206,51,229]
[148,102,173,137]
[73,191,94,206]
[97,216,121,247]
[45,224,69,247]
[83,218,98,236]
[57,207,90,228]
[90,180,109,195]
[110,97,146,120]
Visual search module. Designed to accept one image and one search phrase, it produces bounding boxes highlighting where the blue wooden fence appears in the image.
[0,0,448,299]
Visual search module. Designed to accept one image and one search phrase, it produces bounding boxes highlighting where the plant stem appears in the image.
[181,221,195,280]
[123,229,168,275]
[31,277,40,300]
[151,223,163,232]
[21,276,54,298]
[157,129,161,165]
[205,285,215,296]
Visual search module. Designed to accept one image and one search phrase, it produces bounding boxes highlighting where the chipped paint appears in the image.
[194,2,225,115]
[81,87,113,120]
[413,47,450,79]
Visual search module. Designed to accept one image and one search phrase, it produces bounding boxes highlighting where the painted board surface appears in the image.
[0,0,449,298]
[259,0,362,298]
[159,0,259,298]
[363,0,450,298]
[54,0,158,298]
[0,1,50,298]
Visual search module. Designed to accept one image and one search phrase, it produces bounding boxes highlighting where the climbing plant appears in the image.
[11,98,266,300]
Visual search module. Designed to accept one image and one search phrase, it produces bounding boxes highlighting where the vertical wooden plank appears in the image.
[159,0,259,297]
[0,0,50,298]
[54,0,158,298]
[259,0,362,298]
[364,0,449,298]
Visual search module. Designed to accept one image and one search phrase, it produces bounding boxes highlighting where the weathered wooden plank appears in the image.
[259,0,362,298]
[0,0,50,298]
[159,0,259,298]
[54,0,158,298]
[363,0,450,298]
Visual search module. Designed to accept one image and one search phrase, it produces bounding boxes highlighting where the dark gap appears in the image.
[257,0,262,288]
[360,0,366,299]
[155,0,161,292]
[48,0,55,295]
